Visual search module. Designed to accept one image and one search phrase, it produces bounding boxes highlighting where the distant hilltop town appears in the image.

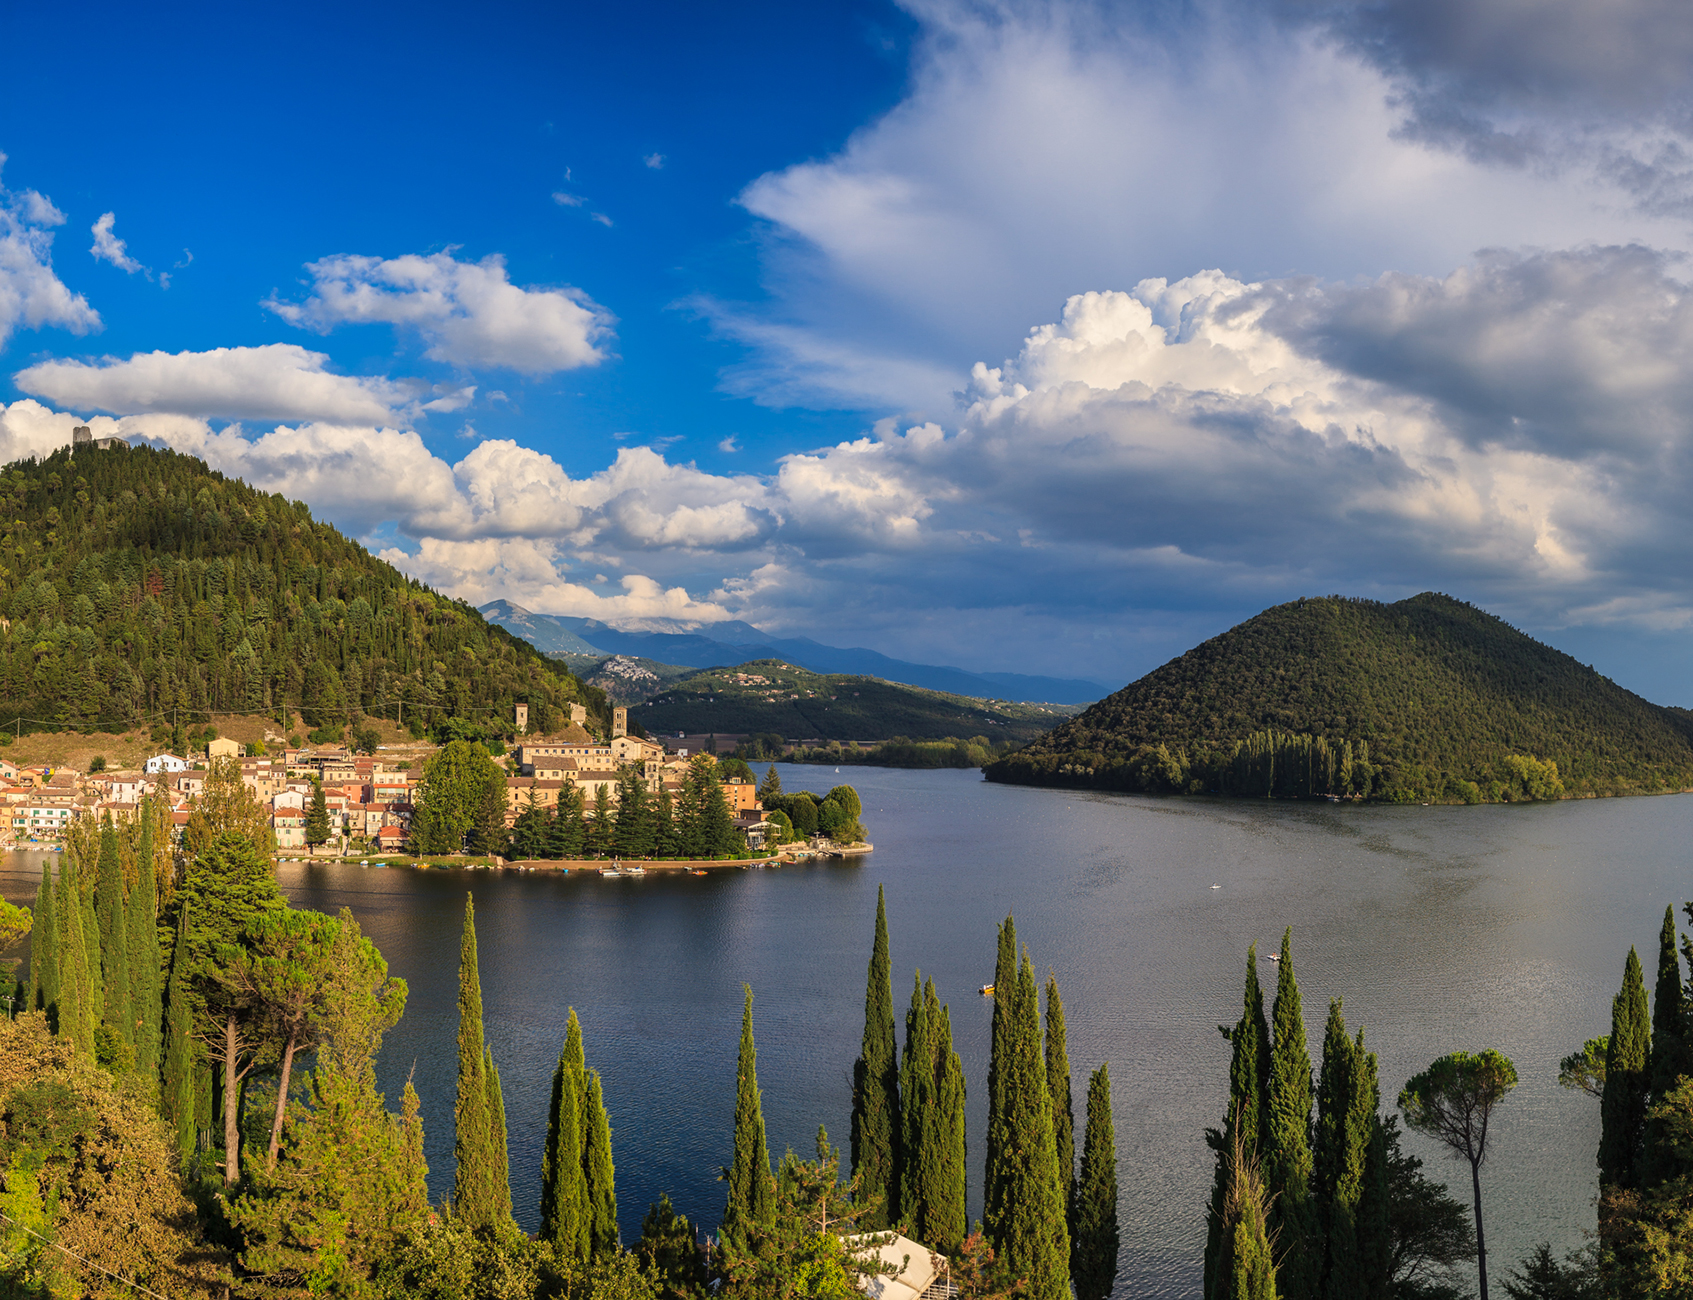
[3,705,773,855]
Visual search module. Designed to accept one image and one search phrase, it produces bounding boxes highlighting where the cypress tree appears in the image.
[725,984,773,1227]
[541,1046,590,1260]
[127,809,163,1082]
[29,860,54,1016]
[454,893,510,1228]
[1600,946,1650,1187]
[585,1069,618,1257]
[984,914,1018,1239]
[95,818,133,1057]
[1046,972,1076,1228]
[1651,905,1683,1093]
[1314,1002,1378,1300]
[487,1052,513,1224]
[161,904,197,1163]
[901,973,938,1239]
[932,1003,967,1254]
[852,885,901,1229]
[1643,908,1684,1185]
[1264,929,1317,1300]
[993,951,1071,1300]
[1215,1124,1279,1300]
[1355,1117,1391,1300]
[56,865,96,1056]
[1073,1062,1120,1300]
[1205,946,1271,1300]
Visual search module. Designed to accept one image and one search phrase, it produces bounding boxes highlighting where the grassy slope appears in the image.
[988,593,1693,797]
[630,658,1082,744]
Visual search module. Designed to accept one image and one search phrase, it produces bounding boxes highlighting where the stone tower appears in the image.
[514,703,529,733]
[613,707,627,737]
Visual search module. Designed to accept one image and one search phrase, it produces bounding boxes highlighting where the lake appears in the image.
[6,767,1687,1297]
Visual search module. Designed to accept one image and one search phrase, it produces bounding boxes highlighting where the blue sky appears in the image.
[3,0,1692,703]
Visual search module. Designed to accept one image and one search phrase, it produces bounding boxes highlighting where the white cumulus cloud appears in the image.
[13,343,472,424]
[0,155,100,350]
[265,250,613,375]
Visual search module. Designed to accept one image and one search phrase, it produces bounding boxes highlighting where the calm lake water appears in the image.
[6,768,1690,1297]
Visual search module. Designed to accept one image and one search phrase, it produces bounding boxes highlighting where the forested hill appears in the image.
[0,445,605,738]
[985,593,1693,802]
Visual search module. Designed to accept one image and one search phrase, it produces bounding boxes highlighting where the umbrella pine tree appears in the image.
[852,885,901,1228]
[1073,1062,1120,1300]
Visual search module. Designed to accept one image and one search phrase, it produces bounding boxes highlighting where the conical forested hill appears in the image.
[0,444,606,738]
[985,593,1693,802]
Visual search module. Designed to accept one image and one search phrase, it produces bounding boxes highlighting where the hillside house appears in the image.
[145,753,189,775]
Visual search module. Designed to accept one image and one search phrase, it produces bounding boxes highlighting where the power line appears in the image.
[0,1209,173,1300]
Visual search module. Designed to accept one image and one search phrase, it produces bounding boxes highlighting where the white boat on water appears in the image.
[623,864,646,876]
[602,865,625,877]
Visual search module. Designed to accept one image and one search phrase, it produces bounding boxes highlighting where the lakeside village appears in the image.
[0,704,870,868]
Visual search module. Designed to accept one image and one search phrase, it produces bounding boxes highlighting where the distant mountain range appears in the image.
[478,600,1112,704]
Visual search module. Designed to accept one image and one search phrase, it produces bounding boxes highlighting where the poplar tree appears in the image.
[1205,946,1270,1300]
[1073,1062,1120,1300]
[1600,946,1650,1188]
[984,914,1018,1239]
[1264,929,1317,1300]
[852,885,900,1228]
[160,904,197,1164]
[725,984,773,1228]
[993,951,1071,1300]
[453,894,511,1228]
[1046,972,1076,1226]
[542,1046,590,1259]
[95,817,133,1059]
[584,1069,618,1257]
[127,808,163,1080]
[28,860,54,1016]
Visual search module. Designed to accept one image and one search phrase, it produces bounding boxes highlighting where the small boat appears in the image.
[691,869,708,876]
[979,984,995,996]
[1210,884,1221,890]
[1267,952,1281,962]
[624,864,646,876]
[602,865,624,877]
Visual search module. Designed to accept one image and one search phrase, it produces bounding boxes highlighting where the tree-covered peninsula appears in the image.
[986,593,1693,803]
[0,444,606,740]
